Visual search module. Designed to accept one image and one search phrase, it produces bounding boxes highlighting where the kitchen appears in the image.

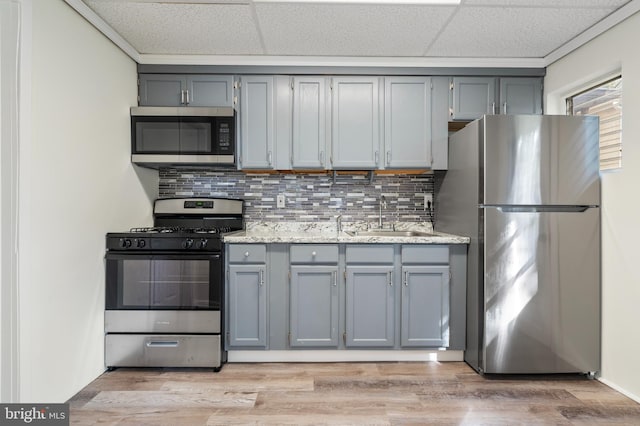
[1,0,640,422]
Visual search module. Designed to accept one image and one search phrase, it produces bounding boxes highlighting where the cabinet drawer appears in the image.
[105,334,221,368]
[346,245,394,264]
[402,245,449,264]
[290,245,338,264]
[228,244,267,263]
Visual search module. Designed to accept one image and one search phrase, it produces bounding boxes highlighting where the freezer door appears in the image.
[482,115,600,206]
[482,206,600,374]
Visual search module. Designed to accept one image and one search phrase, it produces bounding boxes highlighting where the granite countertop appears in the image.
[223,222,470,245]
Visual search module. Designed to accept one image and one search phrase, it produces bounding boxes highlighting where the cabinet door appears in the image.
[384,77,432,168]
[401,265,450,347]
[290,265,339,347]
[228,264,267,347]
[345,265,395,347]
[239,76,275,169]
[292,77,328,169]
[331,77,380,169]
[139,74,186,106]
[186,75,234,107]
[451,77,496,121]
[499,77,543,115]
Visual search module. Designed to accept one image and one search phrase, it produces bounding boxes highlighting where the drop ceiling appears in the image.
[68,0,639,67]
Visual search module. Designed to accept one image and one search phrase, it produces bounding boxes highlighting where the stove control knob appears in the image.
[198,239,208,249]
[182,238,194,249]
[119,238,132,248]
[136,239,146,248]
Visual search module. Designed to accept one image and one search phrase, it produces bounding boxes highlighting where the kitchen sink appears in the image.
[344,230,433,237]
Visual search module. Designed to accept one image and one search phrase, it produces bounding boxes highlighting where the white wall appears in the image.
[18,0,157,402]
[1,0,22,403]
[545,11,640,401]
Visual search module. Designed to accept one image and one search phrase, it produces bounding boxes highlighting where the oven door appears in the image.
[105,253,221,310]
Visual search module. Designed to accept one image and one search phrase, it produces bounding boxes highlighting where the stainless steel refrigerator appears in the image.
[436,115,601,375]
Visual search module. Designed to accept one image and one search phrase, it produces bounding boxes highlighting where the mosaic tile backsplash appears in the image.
[159,169,434,225]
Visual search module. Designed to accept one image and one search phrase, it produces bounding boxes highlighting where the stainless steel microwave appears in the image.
[130,106,235,168]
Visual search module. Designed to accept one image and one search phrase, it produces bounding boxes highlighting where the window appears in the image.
[567,76,622,171]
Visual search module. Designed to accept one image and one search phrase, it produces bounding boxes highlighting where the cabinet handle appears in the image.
[244,251,250,257]
[267,151,273,166]
[403,271,408,286]
[311,251,317,257]
[319,150,324,164]
[386,151,391,165]
[388,271,393,286]
[146,341,179,348]
[180,90,186,105]
[491,102,496,115]
[375,150,379,165]
[503,102,507,114]
[333,271,337,286]
[260,270,264,286]
[185,89,190,105]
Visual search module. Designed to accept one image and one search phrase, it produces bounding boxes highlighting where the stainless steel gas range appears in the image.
[104,197,243,371]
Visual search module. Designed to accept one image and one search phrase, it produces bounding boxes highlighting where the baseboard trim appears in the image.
[228,350,464,363]
[597,377,640,404]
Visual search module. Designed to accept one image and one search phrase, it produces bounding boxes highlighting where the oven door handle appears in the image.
[146,341,179,348]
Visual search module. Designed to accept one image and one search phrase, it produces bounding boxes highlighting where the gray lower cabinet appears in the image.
[401,246,450,347]
[345,265,395,347]
[383,77,432,169]
[227,244,268,348]
[289,245,339,347]
[345,245,395,347]
[138,74,233,107]
[290,265,339,347]
[226,242,464,352]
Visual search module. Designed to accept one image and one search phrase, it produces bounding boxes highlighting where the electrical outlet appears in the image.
[424,194,433,210]
[277,194,286,208]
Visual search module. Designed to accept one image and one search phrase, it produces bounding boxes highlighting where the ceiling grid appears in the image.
[68,0,639,67]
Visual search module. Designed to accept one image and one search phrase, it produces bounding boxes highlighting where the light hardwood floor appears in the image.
[68,362,640,425]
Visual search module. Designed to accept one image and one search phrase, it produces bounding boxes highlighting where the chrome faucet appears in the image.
[379,195,387,229]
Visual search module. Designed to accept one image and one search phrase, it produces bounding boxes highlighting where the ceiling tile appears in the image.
[255,4,457,56]
[426,6,615,57]
[84,1,264,55]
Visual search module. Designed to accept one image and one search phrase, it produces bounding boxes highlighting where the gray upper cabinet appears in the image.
[331,77,381,169]
[499,77,543,115]
[384,77,432,169]
[239,76,275,169]
[450,76,543,121]
[138,74,233,107]
[450,77,497,121]
[289,245,339,347]
[431,77,450,170]
[345,245,395,347]
[186,75,234,107]
[292,77,330,169]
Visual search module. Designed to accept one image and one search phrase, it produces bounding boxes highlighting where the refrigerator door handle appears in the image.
[487,205,596,213]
